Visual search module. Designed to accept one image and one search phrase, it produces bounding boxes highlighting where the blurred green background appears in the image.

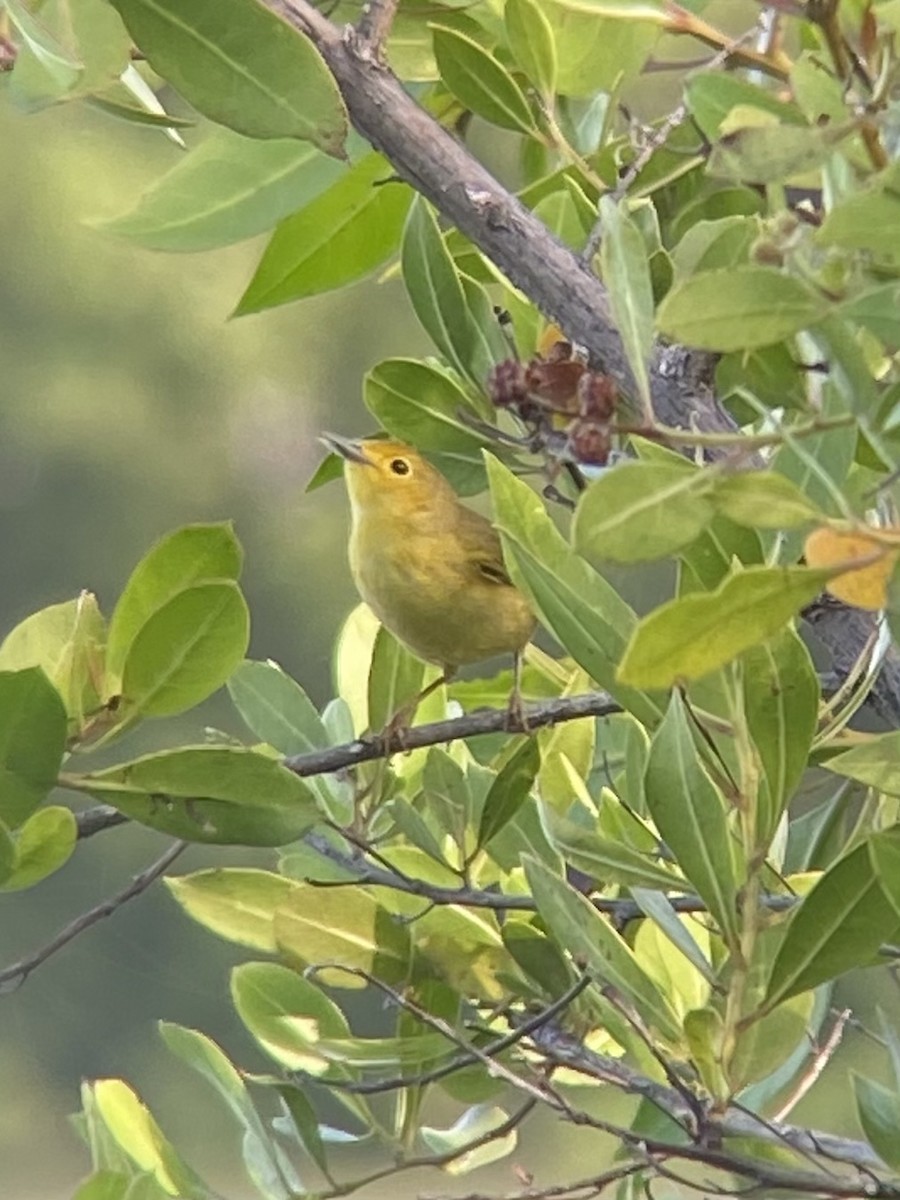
[0,19,891,1192]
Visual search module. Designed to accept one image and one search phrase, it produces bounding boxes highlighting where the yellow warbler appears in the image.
[322,434,536,720]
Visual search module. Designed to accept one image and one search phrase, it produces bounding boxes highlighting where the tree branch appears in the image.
[0,839,186,992]
[528,1021,893,1176]
[281,690,623,774]
[265,0,726,434]
[73,692,621,840]
[303,830,798,920]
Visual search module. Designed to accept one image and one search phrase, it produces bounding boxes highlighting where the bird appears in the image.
[321,433,536,729]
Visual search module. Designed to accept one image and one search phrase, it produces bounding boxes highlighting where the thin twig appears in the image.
[527,1020,893,1175]
[308,965,576,1113]
[773,1007,852,1122]
[282,692,624,777]
[302,832,801,920]
[313,973,591,1095]
[583,20,769,261]
[422,1162,647,1200]
[317,1098,538,1199]
[0,840,186,992]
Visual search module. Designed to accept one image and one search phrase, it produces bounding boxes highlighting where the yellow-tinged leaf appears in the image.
[804,525,899,610]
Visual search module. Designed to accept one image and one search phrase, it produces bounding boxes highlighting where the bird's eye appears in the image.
[390,458,410,476]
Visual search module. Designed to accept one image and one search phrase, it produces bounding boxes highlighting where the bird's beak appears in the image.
[319,432,372,466]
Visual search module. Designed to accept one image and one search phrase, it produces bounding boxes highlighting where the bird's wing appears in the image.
[454,506,514,587]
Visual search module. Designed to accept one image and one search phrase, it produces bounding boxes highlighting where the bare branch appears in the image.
[281,691,623,776]
[316,1098,538,1199]
[0,840,186,992]
[774,1008,852,1122]
[306,972,591,1095]
[527,1020,893,1176]
[303,831,798,920]
[73,692,622,840]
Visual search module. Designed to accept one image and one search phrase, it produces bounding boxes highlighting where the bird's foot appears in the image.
[506,689,531,733]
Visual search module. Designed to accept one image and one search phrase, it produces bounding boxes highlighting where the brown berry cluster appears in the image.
[487,339,619,469]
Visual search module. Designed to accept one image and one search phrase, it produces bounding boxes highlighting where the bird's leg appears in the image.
[507,649,530,732]
[378,669,454,750]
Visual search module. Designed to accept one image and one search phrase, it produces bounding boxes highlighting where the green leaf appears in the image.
[672,216,758,279]
[402,198,507,388]
[541,807,680,890]
[159,1022,288,1195]
[743,628,819,844]
[825,731,900,795]
[274,883,411,988]
[89,1079,207,1197]
[0,592,105,726]
[504,0,557,98]
[8,0,131,108]
[839,283,900,346]
[485,455,665,725]
[120,581,249,717]
[686,72,802,142]
[764,829,900,1010]
[99,128,350,252]
[0,668,68,830]
[729,992,814,1091]
[818,162,900,261]
[538,1,658,97]
[431,25,536,133]
[72,746,319,845]
[420,1105,517,1175]
[523,855,681,1041]
[55,0,131,96]
[766,396,853,565]
[709,122,850,185]
[106,523,242,685]
[229,659,350,824]
[644,692,740,944]
[872,832,900,923]
[854,1074,900,1172]
[617,565,832,689]
[228,660,327,755]
[422,746,472,842]
[231,961,351,1074]
[597,196,655,413]
[713,471,821,528]
[108,0,347,153]
[573,460,716,563]
[368,626,426,731]
[630,888,716,985]
[276,1087,330,1177]
[477,739,540,849]
[364,358,492,494]
[166,867,298,951]
[683,1008,728,1100]
[73,1170,156,1200]
[0,805,76,892]
[656,266,826,352]
[5,0,82,108]
[629,439,764,588]
[235,153,412,312]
